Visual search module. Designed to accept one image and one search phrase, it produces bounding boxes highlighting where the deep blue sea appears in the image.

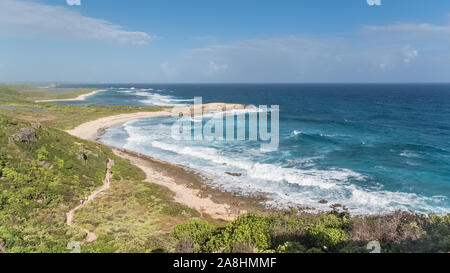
[58,84,450,215]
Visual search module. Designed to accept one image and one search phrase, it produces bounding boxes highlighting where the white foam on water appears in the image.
[102,117,450,215]
[133,90,193,106]
[400,150,420,158]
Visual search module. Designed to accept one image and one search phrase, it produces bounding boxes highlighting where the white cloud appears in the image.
[209,61,229,72]
[186,37,380,81]
[403,45,419,63]
[66,0,81,6]
[0,0,152,45]
[182,28,450,82]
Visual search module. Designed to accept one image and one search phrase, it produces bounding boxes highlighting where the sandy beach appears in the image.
[67,110,173,140]
[66,103,247,141]
[65,103,266,221]
[35,89,106,103]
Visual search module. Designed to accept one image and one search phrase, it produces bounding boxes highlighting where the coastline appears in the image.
[67,110,173,140]
[66,103,247,141]
[65,103,268,221]
[35,89,106,103]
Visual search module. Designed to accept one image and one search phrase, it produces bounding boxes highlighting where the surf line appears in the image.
[170,97,280,151]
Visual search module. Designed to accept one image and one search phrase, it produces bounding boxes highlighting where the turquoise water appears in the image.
[59,84,450,214]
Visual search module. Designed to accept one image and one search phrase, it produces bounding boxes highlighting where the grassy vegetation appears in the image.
[75,179,199,253]
[0,85,96,103]
[0,115,111,252]
[0,85,193,253]
[0,114,198,253]
[0,85,164,130]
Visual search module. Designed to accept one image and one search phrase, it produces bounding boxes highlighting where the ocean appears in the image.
[58,83,450,215]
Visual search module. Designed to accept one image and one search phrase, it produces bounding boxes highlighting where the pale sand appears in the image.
[66,103,257,221]
[113,149,239,221]
[66,103,246,141]
[35,89,106,103]
[67,111,173,140]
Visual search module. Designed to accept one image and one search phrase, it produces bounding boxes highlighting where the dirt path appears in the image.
[66,159,115,243]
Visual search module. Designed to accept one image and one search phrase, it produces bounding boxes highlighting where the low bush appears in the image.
[170,219,216,252]
[204,214,277,252]
[171,210,449,253]
[307,226,348,248]
[276,241,306,253]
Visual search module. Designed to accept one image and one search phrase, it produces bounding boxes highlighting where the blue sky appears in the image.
[1,0,450,83]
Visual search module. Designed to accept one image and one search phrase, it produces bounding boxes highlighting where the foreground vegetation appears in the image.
[170,211,450,253]
[0,114,200,253]
[0,84,448,253]
[0,85,188,252]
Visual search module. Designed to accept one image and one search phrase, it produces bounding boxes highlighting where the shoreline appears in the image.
[35,89,106,103]
[113,148,268,221]
[65,103,268,221]
[67,110,173,140]
[66,103,246,141]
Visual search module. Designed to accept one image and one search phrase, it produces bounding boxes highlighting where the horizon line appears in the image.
[3,81,450,85]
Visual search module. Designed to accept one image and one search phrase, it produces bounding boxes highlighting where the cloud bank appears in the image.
[0,0,152,45]
[171,20,450,82]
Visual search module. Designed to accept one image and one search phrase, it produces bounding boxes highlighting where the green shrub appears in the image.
[171,219,216,251]
[276,241,306,253]
[81,234,119,253]
[207,214,277,252]
[0,129,7,144]
[307,226,348,248]
[54,157,65,169]
[36,146,49,161]
[306,247,325,253]
[338,243,370,253]
[111,160,145,181]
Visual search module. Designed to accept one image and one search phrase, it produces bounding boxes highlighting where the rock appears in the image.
[9,126,38,143]
[31,122,42,129]
[319,199,329,204]
[225,172,242,177]
[37,161,53,169]
[0,239,6,253]
[330,203,343,210]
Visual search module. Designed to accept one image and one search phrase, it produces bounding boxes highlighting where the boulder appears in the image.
[225,172,242,177]
[9,126,38,143]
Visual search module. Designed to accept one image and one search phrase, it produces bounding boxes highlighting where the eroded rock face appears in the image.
[9,124,41,144]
